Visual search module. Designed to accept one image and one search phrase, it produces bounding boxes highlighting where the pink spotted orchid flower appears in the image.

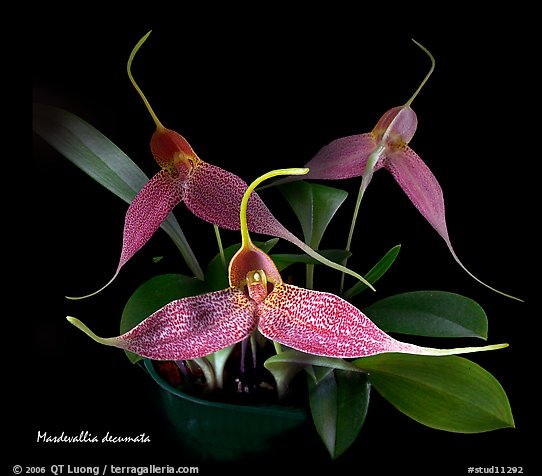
[299,41,520,301]
[70,31,370,299]
[67,168,506,363]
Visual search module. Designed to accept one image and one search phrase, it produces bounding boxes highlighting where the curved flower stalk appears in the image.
[67,168,507,361]
[297,41,520,301]
[70,31,371,300]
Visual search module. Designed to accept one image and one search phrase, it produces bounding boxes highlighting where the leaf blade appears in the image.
[343,245,401,299]
[33,103,203,279]
[308,369,370,459]
[364,290,488,339]
[264,349,366,400]
[354,353,514,433]
[265,349,366,374]
[279,182,348,249]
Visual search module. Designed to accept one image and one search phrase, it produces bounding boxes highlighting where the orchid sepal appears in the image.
[67,287,258,361]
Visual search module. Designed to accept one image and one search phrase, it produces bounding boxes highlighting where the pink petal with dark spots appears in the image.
[118,169,186,270]
[184,162,307,239]
[384,147,449,242]
[183,163,370,285]
[257,283,506,358]
[257,283,418,358]
[302,133,383,180]
[69,169,186,299]
[69,288,258,360]
[384,147,520,301]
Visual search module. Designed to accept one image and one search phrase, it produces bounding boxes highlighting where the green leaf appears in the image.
[120,274,206,363]
[364,291,488,339]
[343,245,401,299]
[271,249,352,272]
[279,182,348,249]
[265,350,364,374]
[264,350,365,400]
[33,104,204,280]
[354,353,514,433]
[308,369,370,459]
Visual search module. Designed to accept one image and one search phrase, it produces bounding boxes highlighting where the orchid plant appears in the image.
[33,32,517,459]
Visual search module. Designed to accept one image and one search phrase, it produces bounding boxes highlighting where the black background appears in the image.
[27,6,536,475]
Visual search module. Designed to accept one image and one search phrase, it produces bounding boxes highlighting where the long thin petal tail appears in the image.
[447,244,522,302]
[67,170,185,300]
[401,342,508,356]
[66,275,120,301]
[127,30,164,131]
[67,316,120,346]
[67,288,257,360]
[280,231,375,291]
[385,147,522,302]
[404,39,436,107]
[257,284,507,358]
[183,162,373,288]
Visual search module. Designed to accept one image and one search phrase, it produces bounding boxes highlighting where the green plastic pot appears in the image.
[143,359,317,462]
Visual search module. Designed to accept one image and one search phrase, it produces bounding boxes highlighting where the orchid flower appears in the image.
[67,168,507,363]
[70,31,371,299]
[297,40,520,301]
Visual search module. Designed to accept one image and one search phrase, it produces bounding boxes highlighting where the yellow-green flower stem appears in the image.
[240,168,310,248]
[214,224,227,273]
[339,146,384,294]
[273,341,284,354]
[306,263,315,290]
[127,30,165,131]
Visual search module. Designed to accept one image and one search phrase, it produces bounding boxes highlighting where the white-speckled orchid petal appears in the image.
[303,133,383,180]
[257,284,507,358]
[67,169,186,300]
[385,148,521,301]
[385,147,448,240]
[67,288,258,360]
[118,169,186,270]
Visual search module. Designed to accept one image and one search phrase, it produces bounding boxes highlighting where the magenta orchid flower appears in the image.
[67,168,506,362]
[300,41,520,301]
[70,31,370,299]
